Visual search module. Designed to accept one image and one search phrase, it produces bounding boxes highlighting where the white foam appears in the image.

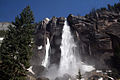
[98,77,103,80]
[38,45,42,50]
[0,37,4,41]
[59,20,95,77]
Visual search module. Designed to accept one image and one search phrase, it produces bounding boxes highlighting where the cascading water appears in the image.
[59,20,95,77]
[44,20,95,80]
[42,37,50,68]
[59,20,78,76]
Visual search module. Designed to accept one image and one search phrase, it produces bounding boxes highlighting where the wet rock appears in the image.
[55,74,72,80]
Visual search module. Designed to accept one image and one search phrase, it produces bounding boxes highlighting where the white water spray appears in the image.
[59,20,78,76]
[59,20,95,77]
[98,77,103,80]
[42,37,50,68]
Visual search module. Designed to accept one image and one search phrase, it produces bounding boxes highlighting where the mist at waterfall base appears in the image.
[42,20,95,80]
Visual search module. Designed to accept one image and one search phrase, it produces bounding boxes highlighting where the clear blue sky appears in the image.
[0,0,119,22]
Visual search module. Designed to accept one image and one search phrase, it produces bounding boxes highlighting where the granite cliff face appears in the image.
[31,17,65,64]
[67,10,120,69]
[31,9,120,76]
[0,22,11,30]
[30,17,65,77]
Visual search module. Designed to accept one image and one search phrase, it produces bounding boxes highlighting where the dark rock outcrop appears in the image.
[33,17,66,65]
[47,17,65,65]
[67,9,120,69]
[37,77,49,80]
[30,19,48,66]
[30,17,65,77]
[55,74,74,80]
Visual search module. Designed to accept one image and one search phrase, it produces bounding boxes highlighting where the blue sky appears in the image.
[0,0,119,22]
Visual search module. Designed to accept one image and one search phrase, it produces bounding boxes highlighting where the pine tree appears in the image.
[0,6,35,80]
[76,69,82,80]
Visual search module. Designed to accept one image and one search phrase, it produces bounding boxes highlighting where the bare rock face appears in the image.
[0,22,11,30]
[47,17,65,65]
[31,8,120,77]
[32,65,46,77]
[105,23,120,37]
[67,9,120,69]
[55,74,73,80]
[30,19,47,66]
[36,77,49,80]
[30,17,65,77]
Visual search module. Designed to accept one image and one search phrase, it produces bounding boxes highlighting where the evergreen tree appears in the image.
[76,69,82,80]
[0,6,35,80]
[107,4,114,11]
[107,3,120,13]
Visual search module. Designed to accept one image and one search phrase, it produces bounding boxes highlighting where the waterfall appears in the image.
[42,37,50,68]
[44,20,95,80]
[59,20,78,76]
[59,20,95,77]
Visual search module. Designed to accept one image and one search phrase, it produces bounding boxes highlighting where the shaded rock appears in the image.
[32,65,46,77]
[36,77,49,80]
[55,74,72,80]
[48,17,65,65]
[31,17,65,77]
[27,75,36,80]
[105,23,120,37]
[106,33,120,52]
[67,13,115,69]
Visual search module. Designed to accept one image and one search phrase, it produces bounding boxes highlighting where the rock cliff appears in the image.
[0,22,11,30]
[31,8,120,77]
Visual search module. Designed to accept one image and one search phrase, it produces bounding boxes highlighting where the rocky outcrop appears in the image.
[0,22,11,30]
[32,17,65,65]
[36,77,49,80]
[30,5,120,78]
[30,17,65,78]
[30,18,49,66]
[106,33,120,52]
[67,9,120,69]
[47,17,65,65]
